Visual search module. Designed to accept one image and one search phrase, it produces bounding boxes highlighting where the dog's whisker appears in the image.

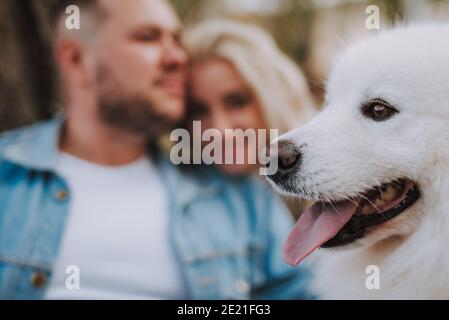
[359,194,382,214]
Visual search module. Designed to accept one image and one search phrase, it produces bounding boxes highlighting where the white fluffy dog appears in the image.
[268,25,449,299]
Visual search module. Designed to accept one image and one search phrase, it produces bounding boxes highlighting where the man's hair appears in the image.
[48,0,98,28]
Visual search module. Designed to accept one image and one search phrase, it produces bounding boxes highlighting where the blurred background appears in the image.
[1,0,449,133]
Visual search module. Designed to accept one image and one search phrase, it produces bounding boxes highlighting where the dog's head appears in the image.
[268,25,449,266]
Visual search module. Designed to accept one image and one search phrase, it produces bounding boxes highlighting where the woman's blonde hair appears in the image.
[184,20,316,134]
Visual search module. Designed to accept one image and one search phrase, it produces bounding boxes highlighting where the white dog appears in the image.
[268,24,449,299]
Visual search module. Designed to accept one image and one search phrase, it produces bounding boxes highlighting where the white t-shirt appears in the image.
[45,153,187,300]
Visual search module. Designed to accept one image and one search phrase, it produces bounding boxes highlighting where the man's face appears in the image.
[91,0,187,136]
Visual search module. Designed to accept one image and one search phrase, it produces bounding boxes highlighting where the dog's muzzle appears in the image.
[266,140,302,183]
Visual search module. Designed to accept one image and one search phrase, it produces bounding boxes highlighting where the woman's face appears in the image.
[188,58,267,176]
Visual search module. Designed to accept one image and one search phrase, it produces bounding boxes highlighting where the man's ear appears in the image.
[55,38,95,88]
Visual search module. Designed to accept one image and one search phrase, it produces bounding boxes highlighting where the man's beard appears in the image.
[98,94,177,138]
[96,65,179,139]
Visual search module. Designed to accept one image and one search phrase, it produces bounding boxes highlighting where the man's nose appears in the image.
[161,39,187,69]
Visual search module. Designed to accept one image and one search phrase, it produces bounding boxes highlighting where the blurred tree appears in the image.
[0,0,56,133]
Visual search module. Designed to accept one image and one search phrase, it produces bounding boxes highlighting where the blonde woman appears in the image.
[184,20,315,217]
[173,20,317,299]
[184,20,316,175]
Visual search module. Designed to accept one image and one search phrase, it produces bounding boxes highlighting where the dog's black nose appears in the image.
[266,140,301,181]
[278,141,300,170]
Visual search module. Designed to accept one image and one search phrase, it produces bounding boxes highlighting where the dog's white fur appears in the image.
[277,25,449,299]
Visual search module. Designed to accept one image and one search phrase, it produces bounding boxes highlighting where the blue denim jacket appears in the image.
[0,117,313,300]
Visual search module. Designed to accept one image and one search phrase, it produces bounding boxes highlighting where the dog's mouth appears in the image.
[284,178,420,266]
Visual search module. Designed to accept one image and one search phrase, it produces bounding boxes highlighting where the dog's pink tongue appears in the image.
[284,200,359,266]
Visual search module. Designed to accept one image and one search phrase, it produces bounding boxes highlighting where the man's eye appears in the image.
[135,30,161,42]
[362,99,399,121]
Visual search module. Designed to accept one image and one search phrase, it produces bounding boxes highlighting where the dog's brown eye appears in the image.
[362,100,398,121]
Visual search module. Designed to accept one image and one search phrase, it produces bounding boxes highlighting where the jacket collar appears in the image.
[2,115,64,171]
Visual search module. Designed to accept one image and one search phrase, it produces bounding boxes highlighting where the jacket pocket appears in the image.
[0,255,51,300]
